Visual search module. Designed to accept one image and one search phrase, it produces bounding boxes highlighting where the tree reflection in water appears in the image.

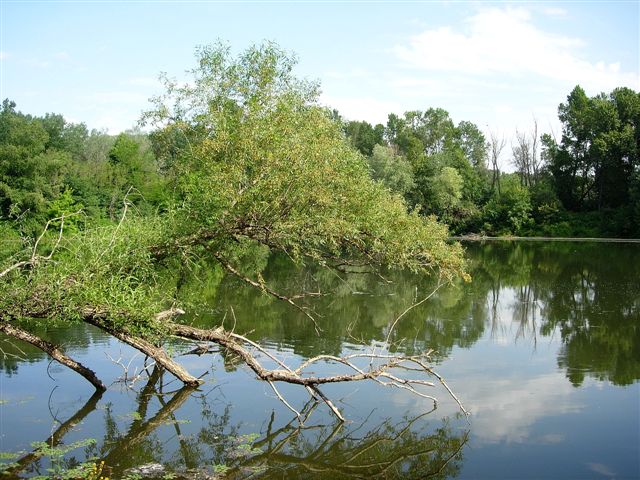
[5,368,468,479]
[3,241,637,478]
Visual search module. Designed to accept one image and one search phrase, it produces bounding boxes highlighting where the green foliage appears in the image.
[428,166,463,213]
[482,175,533,235]
[1,42,464,347]
[549,86,640,216]
[29,438,98,480]
[0,215,174,337]
[343,120,384,156]
[367,144,414,196]
[212,463,230,474]
[144,41,464,279]
[47,187,84,232]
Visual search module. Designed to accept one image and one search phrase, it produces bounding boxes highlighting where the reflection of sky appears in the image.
[425,282,640,479]
[2,250,639,479]
[460,373,581,444]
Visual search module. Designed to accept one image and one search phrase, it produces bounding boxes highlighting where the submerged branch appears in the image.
[83,309,203,387]
[0,321,106,391]
[6,390,104,476]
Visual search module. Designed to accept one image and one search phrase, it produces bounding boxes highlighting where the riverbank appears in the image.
[451,235,640,243]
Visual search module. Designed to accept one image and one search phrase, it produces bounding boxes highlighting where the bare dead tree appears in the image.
[512,129,533,187]
[512,118,543,188]
[488,130,506,194]
[531,118,541,181]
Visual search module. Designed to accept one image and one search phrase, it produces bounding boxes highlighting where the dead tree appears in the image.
[512,118,543,188]
[488,130,506,194]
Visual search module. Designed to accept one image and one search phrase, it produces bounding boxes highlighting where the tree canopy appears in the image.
[0,43,466,416]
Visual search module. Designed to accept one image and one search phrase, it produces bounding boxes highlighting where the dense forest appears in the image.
[1,81,638,247]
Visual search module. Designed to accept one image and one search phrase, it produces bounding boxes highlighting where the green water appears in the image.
[1,241,638,479]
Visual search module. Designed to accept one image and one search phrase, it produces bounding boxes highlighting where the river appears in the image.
[1,241,638,479]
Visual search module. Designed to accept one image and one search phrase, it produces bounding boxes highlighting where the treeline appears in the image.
[0,98,168,254]
[339,85,640,237]
[1,84,639,247]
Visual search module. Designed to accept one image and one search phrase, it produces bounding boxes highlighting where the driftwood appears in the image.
[0,303,467,423]
[168,319,468,421]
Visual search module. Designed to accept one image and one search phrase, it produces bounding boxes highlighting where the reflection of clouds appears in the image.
[587,462,616,477]
[464,373,583,444]
[535,433,565,444]
[487,286,546,345]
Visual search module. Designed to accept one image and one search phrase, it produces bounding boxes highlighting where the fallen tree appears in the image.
[0,42,468,423]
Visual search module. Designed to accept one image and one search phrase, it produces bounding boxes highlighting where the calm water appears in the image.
[1,241,638,479]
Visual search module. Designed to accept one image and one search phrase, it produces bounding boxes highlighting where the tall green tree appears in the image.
[547,85,640,213]
[367,144,414,196]
[343,120,384,156]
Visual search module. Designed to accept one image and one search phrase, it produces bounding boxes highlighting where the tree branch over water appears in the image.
[0,42,468,423]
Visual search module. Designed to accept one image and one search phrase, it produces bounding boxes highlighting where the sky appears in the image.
[1,0,639,167]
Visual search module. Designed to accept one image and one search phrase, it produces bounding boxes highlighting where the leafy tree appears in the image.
[343,120,384,156]
[0,43,465,398]
[40,113,88,158]
[482,174,533,235]
[141,41,464,278]
[548,85,640,214]
[428,166,463,213]
[0,99,74,232]
[457,120,487,170]
[367,144,414,196]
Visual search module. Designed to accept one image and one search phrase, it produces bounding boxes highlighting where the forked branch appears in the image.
[167,321,468,422]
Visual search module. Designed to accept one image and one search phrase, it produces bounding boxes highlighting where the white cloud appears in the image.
[84,91,149,105]
[121,76,162,88]
[459,373,584,444]
[53,52,70,61]
[24,58,51,69]
[76,91,151,133]
[0,51,8,61]
[320,93,403,125]
[91,112,138,134]
[324,68,370,81]
[541,6,568,17]
[392,7,638,92]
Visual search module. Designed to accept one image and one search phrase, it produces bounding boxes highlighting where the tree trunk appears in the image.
[84,315,203,387]
[0,321,106,391]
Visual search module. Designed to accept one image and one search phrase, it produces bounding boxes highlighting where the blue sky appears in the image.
[1,0,638,165]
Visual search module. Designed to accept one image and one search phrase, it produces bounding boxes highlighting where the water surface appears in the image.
[1,241,638,479]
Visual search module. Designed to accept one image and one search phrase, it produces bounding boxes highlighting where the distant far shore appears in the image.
[451,235,640,243]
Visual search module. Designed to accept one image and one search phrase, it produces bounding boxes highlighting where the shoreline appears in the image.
[450,235,640,243]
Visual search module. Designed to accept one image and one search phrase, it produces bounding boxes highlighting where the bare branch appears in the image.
[385,280,443,345]
[167,322,466,422]
[212,251,322,334]
[0,210,82,279]
[268,380,302,423]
